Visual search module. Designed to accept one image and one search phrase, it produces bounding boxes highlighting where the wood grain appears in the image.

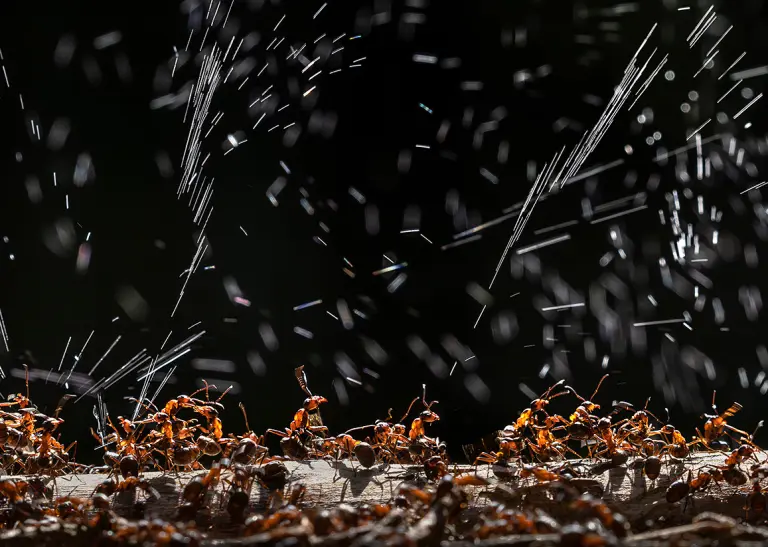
[0,452,763,545]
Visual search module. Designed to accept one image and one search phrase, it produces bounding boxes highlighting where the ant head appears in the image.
[303,395,328,410]
[581,401,600,413]
[420,410,439,422]
[42,418,62,433]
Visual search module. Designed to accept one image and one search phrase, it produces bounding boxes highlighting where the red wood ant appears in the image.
[693,391,750,449]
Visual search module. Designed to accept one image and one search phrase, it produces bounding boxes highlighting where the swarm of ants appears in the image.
[0,367,766,546]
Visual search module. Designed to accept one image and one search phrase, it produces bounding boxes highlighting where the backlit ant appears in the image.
[178,462,223,520]
[221,403,270,464]
[693,391,750,450]
[511,380,569,435]
[295,365,329,433]
[406,385,440,441]
[266,369,329,443]
[562,374,610,450]
[565,374,610,423]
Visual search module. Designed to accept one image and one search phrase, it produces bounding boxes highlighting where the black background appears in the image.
[1,0,768,464]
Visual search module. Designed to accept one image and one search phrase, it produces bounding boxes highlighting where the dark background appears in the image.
[1,0,768,464]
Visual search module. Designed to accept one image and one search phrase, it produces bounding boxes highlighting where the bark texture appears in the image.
[0,452,764,546]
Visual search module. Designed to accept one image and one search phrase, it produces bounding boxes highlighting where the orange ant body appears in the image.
[511,380,569,435]
[693,392,749,449]
[405,385,440,441]
[295,366,328,433]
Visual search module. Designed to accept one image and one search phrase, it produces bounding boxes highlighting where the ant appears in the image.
[570,495,630,538]
[693,391,750,450]
[178,462,223,520]
[406,385,440,441]
[0,364,33,410]
[560,374,610,450]
[593,416,633,465]
[223,465,257,523]
[746,481,767,521]
[267,369,330,443]
[612,398,661,446]
[295,366,329,433]
[187,381,230,441]
[519,464,562,483]
[224,404,269,465]
[667,466,726,512]
[646,409,695,460]
[473,435,525,466]
[529,415,582,461]
[511,380,570,435]
[0,479,28,503]
[93,476,159,500]
[565,374,609,423]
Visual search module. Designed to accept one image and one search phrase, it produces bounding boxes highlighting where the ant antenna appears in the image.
[385,408,393,422]
[344,424,376,436]
[193,380,215,401]
[664,407,671,423]
[611,401,634,413]
[751,420,764,441]
[189,384,210,399]
[239,403,251,432]
[422,385,439,409]
[563,385,585,403]
[125,396,155,416]
[295,366,313,397]
[400,397,420,423]
[589,374,609,401]
[23,364,29,402]
[216,385,233,403]
[711,390,718,414]
[643,407,664,425]
[54,394,76,419]
[539,379,566,399]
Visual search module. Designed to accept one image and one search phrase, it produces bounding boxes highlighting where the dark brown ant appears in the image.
[666,470,691,503]
[93,477,159,500]
[746,481,767,521]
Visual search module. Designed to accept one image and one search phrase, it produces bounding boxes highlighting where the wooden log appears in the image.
[0,452,764,545]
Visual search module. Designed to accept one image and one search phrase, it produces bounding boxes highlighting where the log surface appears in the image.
[0,452,764,545]
[32,453,760,520]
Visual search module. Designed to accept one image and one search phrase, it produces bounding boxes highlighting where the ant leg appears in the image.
[682,493,693,515]
[724,424,751,438]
